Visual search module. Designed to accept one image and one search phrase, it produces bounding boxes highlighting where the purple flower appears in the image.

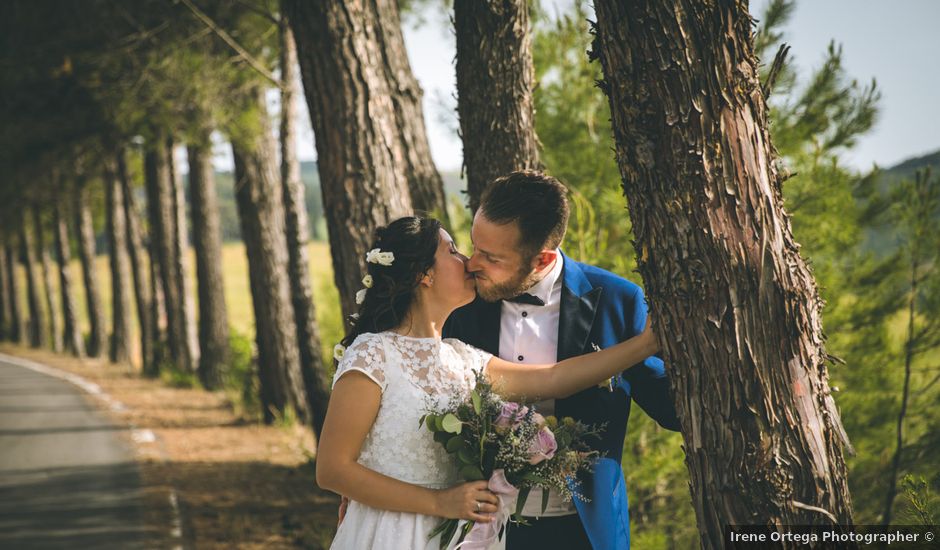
[528,427,558,465]
[494,402,529,429]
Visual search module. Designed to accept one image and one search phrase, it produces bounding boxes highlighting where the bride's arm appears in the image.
[485,318,660,402]
[316,372,498,521]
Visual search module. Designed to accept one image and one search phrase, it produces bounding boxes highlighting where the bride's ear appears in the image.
[419,270,434,288]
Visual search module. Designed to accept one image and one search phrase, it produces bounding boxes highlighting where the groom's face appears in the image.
[467,212,541,302]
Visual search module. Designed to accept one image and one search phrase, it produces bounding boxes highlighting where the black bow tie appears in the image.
[506,293,545,306]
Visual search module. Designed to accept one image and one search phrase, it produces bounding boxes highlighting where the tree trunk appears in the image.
[591,1,854,544]
[3,244,25,343]
[232,86,311,425]
[373,2,448,220]
[74,179,106,358]
[19,224,44,348]
[280,17,330,435]
[33,206,62,352]
[168,138,200,369]
[118,149,154,372]
[144,135,188,372]
[0,242,11,341]
[188,135,229,390]
[454,0,542,213]
[53,196,84,357]
[104,159,133,364]
[284,0,416,319]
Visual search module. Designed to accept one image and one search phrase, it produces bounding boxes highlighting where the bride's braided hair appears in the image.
[337,216,442,362]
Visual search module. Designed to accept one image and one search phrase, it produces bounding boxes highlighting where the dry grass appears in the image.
[0,343,340,549]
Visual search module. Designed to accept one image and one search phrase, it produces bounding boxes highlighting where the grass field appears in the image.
[10,241,344,369]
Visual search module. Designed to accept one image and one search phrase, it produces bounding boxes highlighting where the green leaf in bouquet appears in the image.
[457,447,477,465]
[425,414,438,432]
[445,435,465,453]
[459,464,485,480]
[471,390,482,414]
[433,430,450,444]
[418,414,427,429]
[515,486,531,520]
[442,413,462,434]
[541,487,550,514]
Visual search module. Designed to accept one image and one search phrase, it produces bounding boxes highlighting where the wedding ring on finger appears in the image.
[475,501,481,512]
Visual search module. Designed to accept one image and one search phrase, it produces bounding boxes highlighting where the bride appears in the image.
[319,216,661,550]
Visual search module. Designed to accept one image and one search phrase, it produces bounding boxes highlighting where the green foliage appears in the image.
[224,328,262,421]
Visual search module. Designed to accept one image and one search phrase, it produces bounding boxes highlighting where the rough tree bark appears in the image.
[232,86,311,425]
[74,179,106,358]
[144,135,188,372]
[53,196,84,357]
[373,1,448,219]
[279,16,330,434]
[0,242,10,340]
[19,223,44,348]
[104,159,133,364]
[454,0,542,213]
[284,0,416,319]
[3,244,25,343]
[118,149,154,372]
[591,1,854,544]
[188,133,229,390]
[33,205,62,352]
[168,138,200,369]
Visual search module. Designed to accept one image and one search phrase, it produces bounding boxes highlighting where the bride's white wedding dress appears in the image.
[329,331,497,550]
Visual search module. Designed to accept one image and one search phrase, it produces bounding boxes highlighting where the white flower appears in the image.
[366,248,395,266]
[333,344,346,362]
[350,312,360,320]
[362,275,373,288]
[356,288,368,304]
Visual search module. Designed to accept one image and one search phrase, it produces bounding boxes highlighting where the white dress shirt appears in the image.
[499,252,576,517]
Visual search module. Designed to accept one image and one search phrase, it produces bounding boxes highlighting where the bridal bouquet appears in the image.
[422,370,602,549]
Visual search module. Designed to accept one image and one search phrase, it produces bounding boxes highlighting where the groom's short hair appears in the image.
[478,170,569,259]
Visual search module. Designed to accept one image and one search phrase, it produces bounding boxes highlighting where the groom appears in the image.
[443,171,680,550]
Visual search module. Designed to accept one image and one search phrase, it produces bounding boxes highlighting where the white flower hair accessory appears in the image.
[333,343,346,362]
[366,248,395,266]
[356,288,368,305]
[362,274,373,288]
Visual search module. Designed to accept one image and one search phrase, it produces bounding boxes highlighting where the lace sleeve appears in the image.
[445,339,493,383]
[333,333,387,392]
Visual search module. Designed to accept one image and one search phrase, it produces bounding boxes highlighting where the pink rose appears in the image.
[528,427,558,465]
[494,402,528,429]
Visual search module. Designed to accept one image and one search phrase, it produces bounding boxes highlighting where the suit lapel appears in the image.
[477,298,502,356]
[557,253,602,361]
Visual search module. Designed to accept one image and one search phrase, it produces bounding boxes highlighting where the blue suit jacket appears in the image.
[443,252,680,550]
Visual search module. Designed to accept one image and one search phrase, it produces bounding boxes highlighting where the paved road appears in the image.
[0,355,152,549]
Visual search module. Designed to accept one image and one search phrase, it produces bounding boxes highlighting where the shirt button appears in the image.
[518,355,524,361]
[521,311,528,318]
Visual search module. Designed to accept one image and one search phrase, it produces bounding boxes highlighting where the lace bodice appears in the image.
[332,332,493,486]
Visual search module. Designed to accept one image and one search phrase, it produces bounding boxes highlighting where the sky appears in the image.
[214,1,940,174]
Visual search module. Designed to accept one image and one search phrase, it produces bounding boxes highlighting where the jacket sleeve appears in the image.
[619,285,681,431]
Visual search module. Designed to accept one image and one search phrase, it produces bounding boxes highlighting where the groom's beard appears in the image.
[476,263,540,303]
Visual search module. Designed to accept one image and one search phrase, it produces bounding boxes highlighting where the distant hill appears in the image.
[880,149,940,182]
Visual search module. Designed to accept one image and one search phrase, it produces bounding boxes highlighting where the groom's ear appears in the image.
[532,250,557,272]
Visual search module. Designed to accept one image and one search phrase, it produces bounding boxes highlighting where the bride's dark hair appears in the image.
[337,216,443,360]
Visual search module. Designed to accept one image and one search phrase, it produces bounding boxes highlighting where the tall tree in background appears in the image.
[73,175,106,358]
[285,0,416,319]
[279,15,329,433]
[19,222,44,348]
[144,135,189,372]
[53,192,85,357]
[454,0,542,213]
[104,157,133,363]
[33,204,62,352]
[119,149,155,373]
[2,244,24,343]
[188,129,229,390]
[0,242,11,340]
[591,0,853,543]
[168,137,200,369]
[232,85,311,425]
